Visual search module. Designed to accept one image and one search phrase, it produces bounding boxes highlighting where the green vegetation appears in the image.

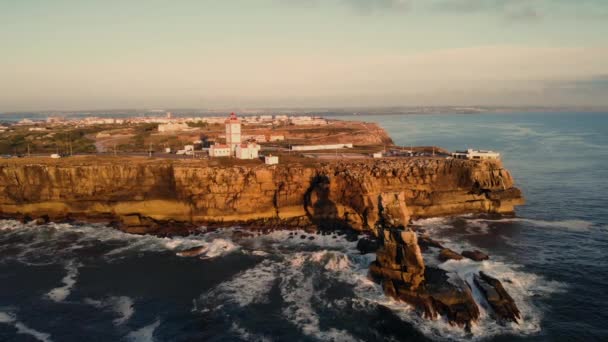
[187,121,208,128]
[0,126,105,155]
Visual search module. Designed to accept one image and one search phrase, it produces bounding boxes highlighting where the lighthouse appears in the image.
[225,112,241,155]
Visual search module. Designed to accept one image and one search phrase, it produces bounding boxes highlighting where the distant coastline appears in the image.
[2,106,608,121]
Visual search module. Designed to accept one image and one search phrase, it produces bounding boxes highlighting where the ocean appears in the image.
[1,112,607,341]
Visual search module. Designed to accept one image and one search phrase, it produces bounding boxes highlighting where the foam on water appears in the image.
[462,217,594,232]
[126,319,161,342]
[0,311,52,342]
[46,261,80,302]
[0,220,240,263]
[201,259,278,308]
[85,296,135,325]
[201,218,564,341]
[230,322,273,342]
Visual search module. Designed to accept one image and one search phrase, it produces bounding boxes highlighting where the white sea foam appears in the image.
[397,217,567,340]
[463,217,594,231]
[280,252,360,342]
[0,220,240,263]
[0,311,52,342]
[85,296,135,325]
[46,261,79,302]
[201,259,278,308]
[230,322,273,342]
[126,319,161,342]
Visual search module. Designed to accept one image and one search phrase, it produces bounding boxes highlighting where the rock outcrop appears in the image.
[370,229,480,329]
[370,228,521,330]
[0,157,524,233]
[474,271,521,322]
[462,250,490,261]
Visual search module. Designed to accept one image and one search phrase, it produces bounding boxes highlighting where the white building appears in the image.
[158,122,189,132]
[290,116,327,126]
[225,112,241,154]
[269,135,284,142]
[236,142,260,159]
[265,155,279,165]
[372,152,383,158]
[452,149,500,160]
[209,144,231,157]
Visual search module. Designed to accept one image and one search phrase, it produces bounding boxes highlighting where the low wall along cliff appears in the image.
[0,157,524,234]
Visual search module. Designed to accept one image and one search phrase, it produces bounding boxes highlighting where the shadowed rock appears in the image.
[439,248,464,261]
[462,250,489,261]
[370,228,480,329]
[474,271,520,322]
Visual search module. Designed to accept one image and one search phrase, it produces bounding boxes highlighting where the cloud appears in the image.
[342,0,411,13]
[280,0,411,14]
[432,0,543,22]
[283,0,547,21]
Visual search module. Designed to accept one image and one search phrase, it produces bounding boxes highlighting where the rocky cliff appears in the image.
[0,156,523,233]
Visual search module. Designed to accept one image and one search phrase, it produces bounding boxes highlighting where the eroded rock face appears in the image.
[370,228,480,329]
[439,248,464,261]
[370,228,523,330]
[0,158,524,233]
[370,229,425,289]
[462,250,490,261]
[474,272,521,322]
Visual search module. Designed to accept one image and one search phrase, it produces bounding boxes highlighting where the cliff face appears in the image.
[0,157,523,233]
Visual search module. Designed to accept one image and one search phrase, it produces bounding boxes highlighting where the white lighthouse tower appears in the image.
[225,112,241,155]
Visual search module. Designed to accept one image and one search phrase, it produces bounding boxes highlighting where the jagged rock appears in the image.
[417,235,444,251]
[474,272,520,322]
[462,250,489,261]
[370,229,425,289]
[371,228,483,329]
[378,192,410,228]
[356,236,380,254]
[439,248,464,261]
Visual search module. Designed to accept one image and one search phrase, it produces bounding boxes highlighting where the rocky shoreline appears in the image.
[0,156,523,234]
[0,155,525,329]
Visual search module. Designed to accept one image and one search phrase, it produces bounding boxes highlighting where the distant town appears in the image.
[0,110,502,165]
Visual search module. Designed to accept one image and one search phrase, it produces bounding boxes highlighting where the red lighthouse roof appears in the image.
[225,112,240,123]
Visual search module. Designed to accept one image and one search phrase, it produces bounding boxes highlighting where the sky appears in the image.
[1,0,607,111]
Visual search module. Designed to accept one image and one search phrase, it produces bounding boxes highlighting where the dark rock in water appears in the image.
[370,228,481,329]
[418,235,444,251]
[20,215,32,224]
[356,236,380,254]
[462,250,489,261]
[474,272,521,322]
[307,236,315,240]
[34,215,50,225]
[439,248,464,261]
[300,235,307,239]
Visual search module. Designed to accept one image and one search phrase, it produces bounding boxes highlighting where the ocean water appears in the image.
[1,112,607,341]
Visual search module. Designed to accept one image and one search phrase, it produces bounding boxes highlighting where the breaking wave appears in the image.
[46,261,80,302]
[84,296,135,326]
[463,217,594,232]
[126,319,161,342]
[0,220,240,264]
[0,311,52,342]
